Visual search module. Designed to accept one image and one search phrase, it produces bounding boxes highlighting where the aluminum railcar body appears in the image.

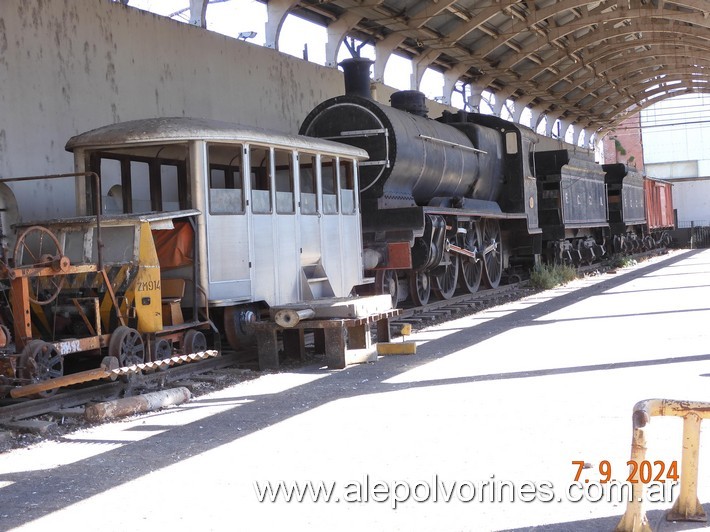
[66,117,368,348]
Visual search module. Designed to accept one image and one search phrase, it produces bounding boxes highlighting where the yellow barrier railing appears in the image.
[616,399,709,532]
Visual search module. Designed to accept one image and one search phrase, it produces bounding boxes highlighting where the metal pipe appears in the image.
[616,398,710,532]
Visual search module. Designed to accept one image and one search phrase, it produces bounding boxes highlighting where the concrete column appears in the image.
[467,85,483,112]
[571,125,583,146]
[559,118,574,142]
[324,12,363,67]
[264,0,298,50]
[491,97,506,117]
[530,108,545,132]
[373,34,404,82]
[441,64,470,105]
[411,50,440,90]
[189,0,208,28]
[511,96,534,123]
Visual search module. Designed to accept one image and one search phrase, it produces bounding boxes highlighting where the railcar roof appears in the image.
[65,117,369,160]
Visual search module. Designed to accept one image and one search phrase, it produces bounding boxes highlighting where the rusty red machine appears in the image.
[0,174,216,399]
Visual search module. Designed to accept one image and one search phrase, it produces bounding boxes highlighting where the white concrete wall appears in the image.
[0,0,347,220]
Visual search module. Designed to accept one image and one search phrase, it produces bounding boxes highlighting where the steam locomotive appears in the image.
[300,58,671,306]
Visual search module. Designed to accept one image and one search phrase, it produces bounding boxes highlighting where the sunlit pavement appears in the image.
[1,249,710,532]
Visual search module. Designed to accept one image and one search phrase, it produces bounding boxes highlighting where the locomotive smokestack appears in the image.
[340,57,374,99]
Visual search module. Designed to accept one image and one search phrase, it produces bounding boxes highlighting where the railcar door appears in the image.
[204,143,251,303]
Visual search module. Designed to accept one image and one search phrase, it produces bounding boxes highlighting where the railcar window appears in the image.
[339,159,356,215]
[299,154,318,215]
[250,146,272,214]
[505,132,518,155]
[130,161,152,213]
[208,144,244,215]
[88,146,188,216]
[100,158,124,214]
[274,149,295,214]
[321,156,338,215]
[161,164,181,212]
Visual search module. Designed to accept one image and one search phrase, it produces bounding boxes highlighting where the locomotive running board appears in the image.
[10,350,219,398]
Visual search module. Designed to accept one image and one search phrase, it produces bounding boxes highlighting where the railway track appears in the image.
[0,351,241,424]
[0,249,666,430]
[390,281,533,332]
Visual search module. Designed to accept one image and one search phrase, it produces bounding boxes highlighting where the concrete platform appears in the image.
[1,249,710,532]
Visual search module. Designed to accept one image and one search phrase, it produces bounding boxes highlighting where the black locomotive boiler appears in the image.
[301,59,542,306]
[301,58,657,307]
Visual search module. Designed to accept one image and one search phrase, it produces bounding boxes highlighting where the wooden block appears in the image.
[346,346,378,365]
[377,342,417,355]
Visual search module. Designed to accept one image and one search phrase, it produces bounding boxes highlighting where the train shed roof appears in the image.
[286,0,709,135]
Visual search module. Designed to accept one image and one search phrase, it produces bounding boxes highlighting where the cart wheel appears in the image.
[13,226,67,305]
[18,340,63,397]
[153,338,172,360]
[109,326,145,366]
[183,329,207,354]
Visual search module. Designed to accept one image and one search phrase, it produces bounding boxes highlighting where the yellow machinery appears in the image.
[0,174,216,398]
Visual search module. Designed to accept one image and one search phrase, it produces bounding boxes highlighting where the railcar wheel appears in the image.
[224,305,258,350]
[613,235,623,254]
[18,340,63,397]
[481,219,503,288]
[109,326,145,366]
[409,271,431,307]
[13,226,67,305]
[375,269,399,309]
[153,339,172,360]
[458,225,483,294]
[432,252,458,300]
[183,329,207,354]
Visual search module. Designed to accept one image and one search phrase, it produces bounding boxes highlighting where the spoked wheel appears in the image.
[458,224,483,294]
[13,226,67,305]
[224,305,258,350]
[109,326,145,366]
[18,340,63,397]
[153,338,172,360]
[432,252,459,300]
[183,329,207,354]
[481,219,503,288]
[375,269,399,309]
[409,270,431,307]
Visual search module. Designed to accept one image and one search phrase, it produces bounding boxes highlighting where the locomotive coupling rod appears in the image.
[445,241,479,261]
[616,399,710,532]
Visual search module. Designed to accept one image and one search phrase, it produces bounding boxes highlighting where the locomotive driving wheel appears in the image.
[375,269,399,309]
[109,326,145,366]
[409,270,431,307]
[458,224,483,294]
[18,340,63,397]
[13,225,68,305]
[432,251,458,300]
[481,219,503,288]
